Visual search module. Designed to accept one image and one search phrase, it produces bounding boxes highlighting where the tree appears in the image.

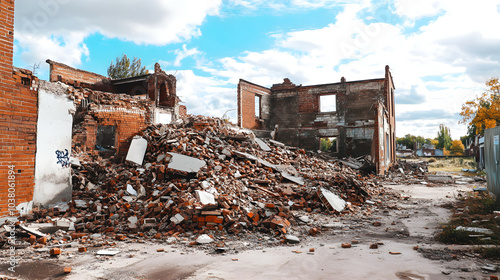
[320,138,332,152]
[450,140,465,156]
[396,134,425,149]
[460,78,500,135]
[430,139,439,147]
[436,124,452,150]
[107,54,149,79]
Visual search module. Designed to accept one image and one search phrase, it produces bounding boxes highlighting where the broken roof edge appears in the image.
[12,66,36,77]
[109,74,152,85]
[46,59,109,80]
[239,78,271,90]
[385,65,395,90]
[300,78,386,89]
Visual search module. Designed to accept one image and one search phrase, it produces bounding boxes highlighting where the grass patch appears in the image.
[476,247,500,260]
[436,225,470,244]
[426,157,476,172]
[436,192,500,246]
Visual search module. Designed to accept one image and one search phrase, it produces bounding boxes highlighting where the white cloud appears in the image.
[14,0,221,67]
[225,0,367,11]
[200,0,500,139]
[173,45,201,67]
[393,0,448,20]
[176,70,237,121]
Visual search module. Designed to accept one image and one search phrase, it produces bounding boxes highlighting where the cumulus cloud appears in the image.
[226,0,366,11]
[176,70,237,121]
[173,45,201,67]
[202,0,500,138]
[14,0,221,67]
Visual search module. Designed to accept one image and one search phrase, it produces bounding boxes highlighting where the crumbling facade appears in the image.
[46,56,183,159]
[238,67,396,174]
[0,0,39,217]
[0,0,183,217]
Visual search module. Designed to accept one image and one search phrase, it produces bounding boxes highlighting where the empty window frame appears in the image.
[320,94,336,112]
[255,94,261,118]
[96,125,116,150]
[319,137,338,153]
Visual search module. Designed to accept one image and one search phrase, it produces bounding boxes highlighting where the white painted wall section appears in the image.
[33,82,75,206]
[154,107,172,124]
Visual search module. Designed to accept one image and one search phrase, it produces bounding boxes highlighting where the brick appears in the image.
[50,248,61,256]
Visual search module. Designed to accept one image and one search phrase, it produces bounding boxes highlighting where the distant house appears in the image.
[396,144,414,157]
[415,144,443,157]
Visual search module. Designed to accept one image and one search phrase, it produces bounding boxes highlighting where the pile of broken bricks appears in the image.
[2,115,391,254]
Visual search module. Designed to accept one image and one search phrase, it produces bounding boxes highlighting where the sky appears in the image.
[12,0,500,140]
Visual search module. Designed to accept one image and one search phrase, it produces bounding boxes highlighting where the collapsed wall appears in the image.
[237,66,396,174]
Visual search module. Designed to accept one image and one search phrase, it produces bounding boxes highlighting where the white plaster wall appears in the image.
[154,107,172,124]
[33,85,74,206]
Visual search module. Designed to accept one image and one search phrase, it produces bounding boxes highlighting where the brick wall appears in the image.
[47,59,108,88]
[179,105,187,119]
[73,106,150,160]
[0,0,39,217]
[238,69,395,174]
[238,79,270,129]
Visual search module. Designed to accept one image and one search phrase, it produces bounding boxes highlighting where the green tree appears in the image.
[396,134,426,149]
[320,138,332,152]
[107,54,149,79]
[436,124,452,150]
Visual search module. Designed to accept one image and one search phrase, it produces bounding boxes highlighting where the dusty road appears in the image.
[1,179,497,280]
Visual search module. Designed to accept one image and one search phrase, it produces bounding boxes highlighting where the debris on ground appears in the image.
[0,116,399,258]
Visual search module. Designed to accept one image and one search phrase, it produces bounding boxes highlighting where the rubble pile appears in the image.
[385,160,428,184]
[5,116,387,250]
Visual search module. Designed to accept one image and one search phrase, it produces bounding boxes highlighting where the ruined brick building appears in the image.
[0,0,183,218]
[238,68,396,174]
[46,59,186,158]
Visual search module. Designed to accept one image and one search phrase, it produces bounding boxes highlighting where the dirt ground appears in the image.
[1,173,498,280]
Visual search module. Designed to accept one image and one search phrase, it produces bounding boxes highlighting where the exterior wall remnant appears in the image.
[0,0,40,217]
[237,66,396,174]
[33,81,75,206]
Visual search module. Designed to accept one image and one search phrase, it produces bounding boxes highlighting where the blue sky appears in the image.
[13,0,500,139]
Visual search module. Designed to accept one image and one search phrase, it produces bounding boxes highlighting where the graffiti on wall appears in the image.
[55,149,70,168]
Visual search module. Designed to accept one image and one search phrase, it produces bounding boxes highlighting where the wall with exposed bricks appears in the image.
[237,79,271,130]
[73,105,150,160]
[0,0,39,217]
[47,59,108,88]
[238,67,396,174]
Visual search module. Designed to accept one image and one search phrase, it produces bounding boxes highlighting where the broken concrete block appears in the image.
[195,190,217,207]
[318,188,346,212]
[456,226,494,235]
[196,234,214,244]
[96,250,120,256]
[126,136,148,166]
[281,172,305,186]
[255,138,271,151]
[126,184,137,196]
[298,216,310,223]
[170,213,185,224]
[167,152,206,173]
[19,224,47,238]
[285,235,300,244]
[269,139,285,147]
